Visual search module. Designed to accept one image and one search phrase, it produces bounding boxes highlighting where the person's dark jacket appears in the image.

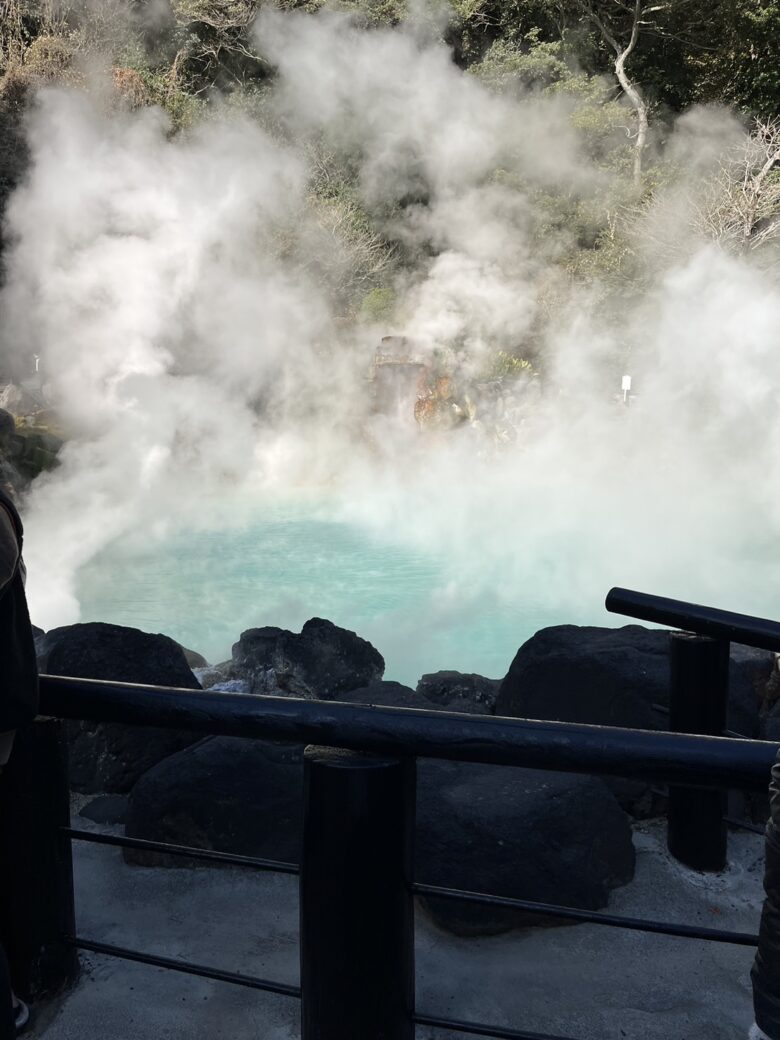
[0,488,39,730]
[753,756,780,1039]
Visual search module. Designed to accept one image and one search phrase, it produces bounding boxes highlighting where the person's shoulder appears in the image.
[0,502,19,586]
[0,501,16,538]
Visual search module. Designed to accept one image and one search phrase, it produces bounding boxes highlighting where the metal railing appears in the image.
[607,587,780,868]
[3,588,778,1038]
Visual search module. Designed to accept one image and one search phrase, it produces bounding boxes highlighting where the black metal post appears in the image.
[300,746,415,1040]
[668,634,729,871]
[0,718,79,999]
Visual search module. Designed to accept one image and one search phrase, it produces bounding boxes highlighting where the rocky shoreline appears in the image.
[35,616,779,938]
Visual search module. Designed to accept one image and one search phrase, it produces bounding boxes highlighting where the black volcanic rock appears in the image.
[495,624,775,817]
[496,624,775,738]
[416,671,499,715]
[125,736,303,867]
[38,622,202,793]
[495,625,671,731]
[126,737,635,937]
[415,759,635,935]
[232,618,384,699]
[337,680,435,709]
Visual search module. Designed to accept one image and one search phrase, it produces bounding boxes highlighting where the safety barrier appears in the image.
[2,588,777,1038]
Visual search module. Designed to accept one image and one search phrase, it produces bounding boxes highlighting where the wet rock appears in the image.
[416,671,499,715]
[37,622,202,793]
[232,618,384,699]
[195,659,236,689]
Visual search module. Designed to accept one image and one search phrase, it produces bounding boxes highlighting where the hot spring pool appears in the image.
[74,504,585,686]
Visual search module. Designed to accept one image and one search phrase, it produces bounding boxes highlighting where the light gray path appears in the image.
[27,817,763,1040]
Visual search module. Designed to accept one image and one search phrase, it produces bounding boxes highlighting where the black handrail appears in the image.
[38,675,780,790]
[27,664,777,1040]
[63,827,299,874]
[606,587,780,651]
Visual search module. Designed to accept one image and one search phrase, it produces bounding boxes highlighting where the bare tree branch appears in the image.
[692,119,780,256]
[579,0,649,186]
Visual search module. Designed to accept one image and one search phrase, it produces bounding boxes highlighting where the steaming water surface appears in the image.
[74,503,573,685]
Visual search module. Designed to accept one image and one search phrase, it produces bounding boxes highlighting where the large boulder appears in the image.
[232,618,384,699]
[38,622,202,793]
[125,735,635,937]
[415,759,635,935]
[495,625,670,731]
[495,624,774,737]
[495,625,775,819]
[416,671,499,715]
[124,736,304,867]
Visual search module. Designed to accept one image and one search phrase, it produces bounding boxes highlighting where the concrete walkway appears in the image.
[26,815,763,1040]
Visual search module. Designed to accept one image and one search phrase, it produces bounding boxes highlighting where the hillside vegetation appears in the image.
[0,0,778,343]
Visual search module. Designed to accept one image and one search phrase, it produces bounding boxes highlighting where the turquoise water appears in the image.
[75,505,567,686]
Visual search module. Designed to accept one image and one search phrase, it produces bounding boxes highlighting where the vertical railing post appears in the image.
[299,746,415,1040]
[0,718,79,999]
[667,633,729,871]
[750,751,780,1040]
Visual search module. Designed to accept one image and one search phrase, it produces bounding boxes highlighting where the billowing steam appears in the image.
[1,6,779,672]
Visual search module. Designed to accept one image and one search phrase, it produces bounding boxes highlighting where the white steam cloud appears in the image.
[1,7,779,674]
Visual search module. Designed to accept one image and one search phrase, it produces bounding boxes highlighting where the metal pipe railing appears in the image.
[63,827,299,874]
[606,587,780,652]
[38,675,780,791]
[23,657,780,1040]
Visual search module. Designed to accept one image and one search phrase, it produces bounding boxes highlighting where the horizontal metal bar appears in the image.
[65,936,301,998]
[415,1013,577,1040]
[606,587,780,652]
[724,816,766,836]
[38,677,780,790]
[63,827,299,874]
[413,884,758,946]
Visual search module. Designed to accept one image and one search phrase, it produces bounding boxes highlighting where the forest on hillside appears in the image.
[0,0,778,374]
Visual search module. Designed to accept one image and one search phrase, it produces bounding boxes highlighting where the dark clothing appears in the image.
[0,489,38,731]
[0,945,15,1040]
[753,755,780,1039]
